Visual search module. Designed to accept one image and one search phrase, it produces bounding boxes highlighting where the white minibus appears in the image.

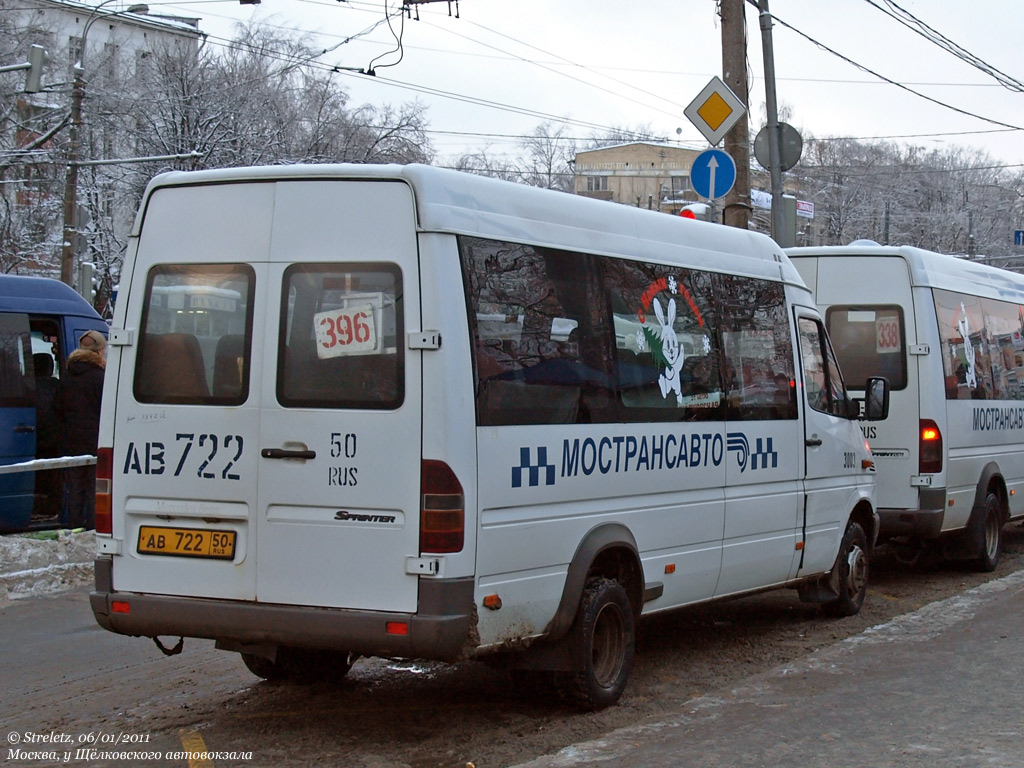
[789,242,1024,571]
[90,164,886,709]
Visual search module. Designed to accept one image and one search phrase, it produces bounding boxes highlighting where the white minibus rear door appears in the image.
[112,181,268,603]
[255,180,423,612]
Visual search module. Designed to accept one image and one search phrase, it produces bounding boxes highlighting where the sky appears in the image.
[137,0,1024,170]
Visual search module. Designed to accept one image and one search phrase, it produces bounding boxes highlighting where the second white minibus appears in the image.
[91,164,886,708]
[789,242,1024,571]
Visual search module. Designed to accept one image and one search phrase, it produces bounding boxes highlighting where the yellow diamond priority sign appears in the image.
[684,76,747,147]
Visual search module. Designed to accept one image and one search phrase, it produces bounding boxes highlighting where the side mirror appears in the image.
[862,376,889,420]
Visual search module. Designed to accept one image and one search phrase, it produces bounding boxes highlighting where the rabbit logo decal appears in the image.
[653,298,684,405]
[636,274,709,407]
[956,302,978,389]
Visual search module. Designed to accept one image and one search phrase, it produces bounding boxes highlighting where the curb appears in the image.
[0,530,95,602]
[510,568,1024,768]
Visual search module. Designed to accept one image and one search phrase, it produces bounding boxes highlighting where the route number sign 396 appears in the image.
[315,304,377,358]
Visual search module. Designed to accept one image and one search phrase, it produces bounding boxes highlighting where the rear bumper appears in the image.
[878,488,946,539]
[90,557,477,662]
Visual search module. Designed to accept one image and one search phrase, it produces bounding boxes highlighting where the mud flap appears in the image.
[796,571,840,604]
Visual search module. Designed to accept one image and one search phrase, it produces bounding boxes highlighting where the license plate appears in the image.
[137,525,236,560]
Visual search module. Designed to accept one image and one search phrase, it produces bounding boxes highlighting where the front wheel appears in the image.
[822,521,869,618]
[563,578,635,710]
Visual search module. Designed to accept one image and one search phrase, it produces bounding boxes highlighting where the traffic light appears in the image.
[78,262,97,303]
[679,203,711,221]
[24,45,47,93]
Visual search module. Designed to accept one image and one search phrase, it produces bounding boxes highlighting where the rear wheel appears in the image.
[563,578,634,710]
[822,521,869,618]
[241,647,355,682]
[241,651,279,680]
[968,492,1002,573]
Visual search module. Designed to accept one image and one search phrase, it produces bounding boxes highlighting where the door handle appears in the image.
[261,448,316,460]
[14,424,35,433]
[806,437,823,447]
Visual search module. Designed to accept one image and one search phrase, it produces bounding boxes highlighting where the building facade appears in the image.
[3,1,203,280]
[574,143,703,214]
[574,141,820,243]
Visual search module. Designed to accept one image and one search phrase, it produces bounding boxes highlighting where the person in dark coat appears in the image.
[59,329,106,529]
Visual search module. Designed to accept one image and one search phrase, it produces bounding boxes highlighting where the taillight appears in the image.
[420,460,464,553]
[919,419,942,474]
[95,447,113,534]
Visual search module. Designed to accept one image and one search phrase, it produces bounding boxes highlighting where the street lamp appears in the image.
[59,2,149,287]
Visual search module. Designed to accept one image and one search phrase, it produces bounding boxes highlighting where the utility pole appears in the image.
[59,2,149,287]
[757,0,785,243]
[60,65,83,286]
[720,0,751,230]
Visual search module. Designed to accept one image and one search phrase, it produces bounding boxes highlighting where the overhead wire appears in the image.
[429,16,691,121]
[863,0,1024,93]
[759,7,1024,133]
[365,0,405,73]
[136,1,669,143]
[12,0,1024,158]
[137,0,1024,150]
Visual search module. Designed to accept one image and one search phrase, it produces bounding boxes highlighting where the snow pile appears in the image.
[0,530,95,601]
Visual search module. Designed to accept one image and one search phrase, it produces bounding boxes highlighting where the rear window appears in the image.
[135,264,254,405]
[825,305,907,390]
[278,263,404,410]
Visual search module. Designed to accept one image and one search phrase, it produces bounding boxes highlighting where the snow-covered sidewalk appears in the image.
[0,530,95,601]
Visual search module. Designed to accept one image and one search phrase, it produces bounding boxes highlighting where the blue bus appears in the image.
[0,275,108,531]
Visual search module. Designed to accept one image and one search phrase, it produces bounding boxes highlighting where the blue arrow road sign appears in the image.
[690,149,736,201]
[1015,230,1024,246]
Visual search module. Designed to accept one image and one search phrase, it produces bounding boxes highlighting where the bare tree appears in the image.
[1,19,436,299]
[518,121,575,191]
[449,148,520,182]
[0,16,64,274]
[799,137,1017,259]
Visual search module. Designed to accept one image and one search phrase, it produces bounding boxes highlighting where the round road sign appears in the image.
[690,149,737,201]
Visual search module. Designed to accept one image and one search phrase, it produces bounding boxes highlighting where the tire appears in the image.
[822,521,869,618]
[563,578,635,710]
[241,647,355,682]
[969,492,1002,573]
[241,651,280,680]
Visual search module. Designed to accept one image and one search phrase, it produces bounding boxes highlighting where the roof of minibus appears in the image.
[787,243,1024,302]
[0,274,103,319]
[139,163,805,286]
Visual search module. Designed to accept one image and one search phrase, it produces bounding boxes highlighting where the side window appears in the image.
[718,276,797,420]
[29,320,62,381]
[798,317,850,417]
[936,288,1024,401]
[278,264,403,410]
[460,236,799,425]
[826,306,906,390]
[981,297,1024,400]
[0,313,33,407]
[606,260,722,421]
[135,265,254,405]
[460,237,613,426]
